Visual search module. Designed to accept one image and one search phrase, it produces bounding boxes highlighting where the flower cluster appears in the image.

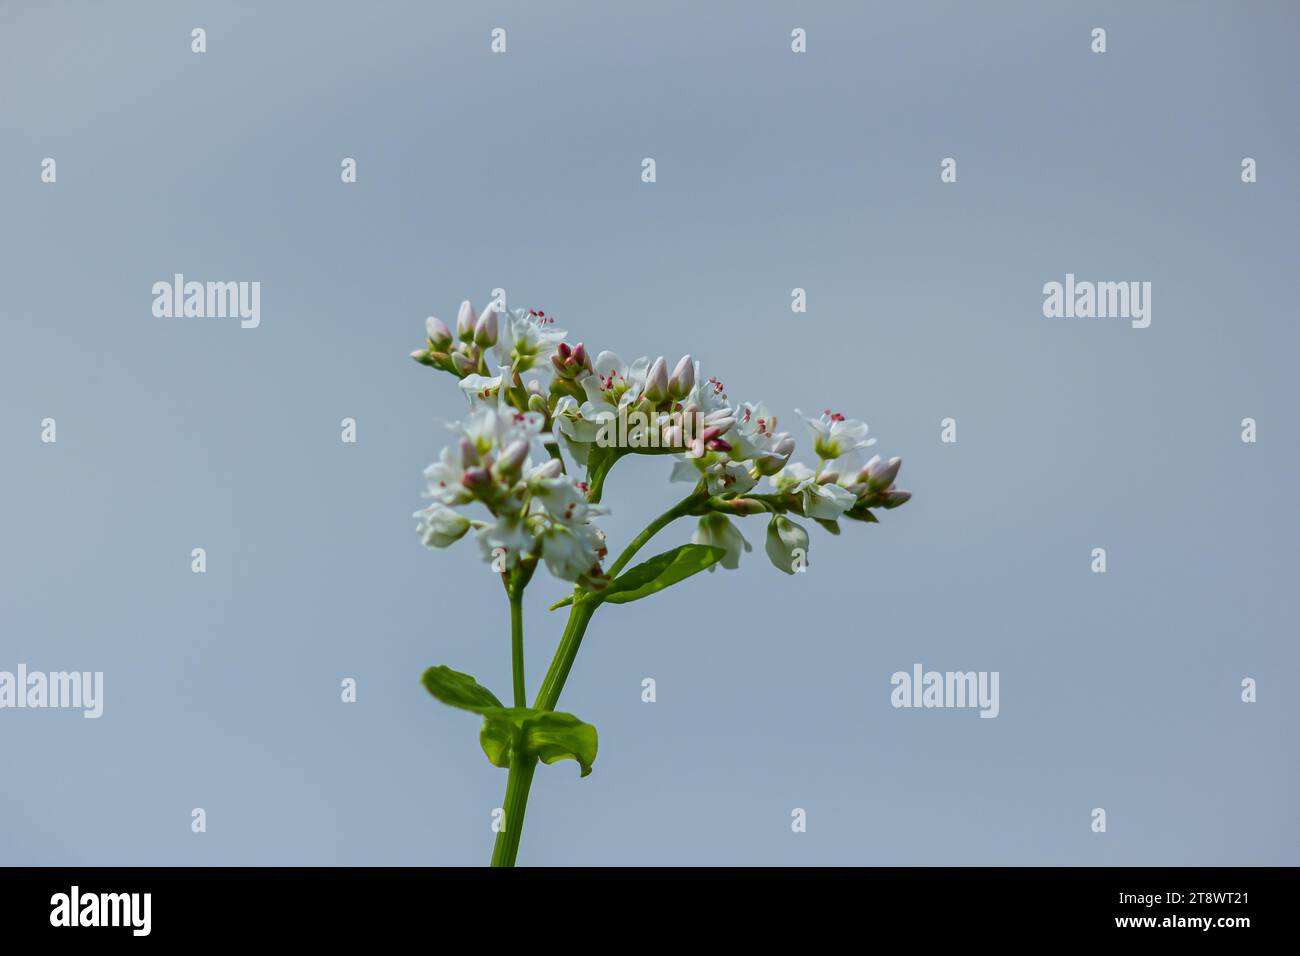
[414,399,609,588]
[413,297,910,585]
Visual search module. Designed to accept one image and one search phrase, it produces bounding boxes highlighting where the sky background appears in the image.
[1,1,1297,865]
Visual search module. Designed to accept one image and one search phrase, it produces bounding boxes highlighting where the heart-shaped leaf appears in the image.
[599,543,725,605]
[422,666,598,776]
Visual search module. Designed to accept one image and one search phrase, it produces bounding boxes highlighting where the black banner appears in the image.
[0,866,1280,940]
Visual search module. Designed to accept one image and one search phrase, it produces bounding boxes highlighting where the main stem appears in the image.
[509,587,526,708]
[489,751,536,867]
[490,488,703,866]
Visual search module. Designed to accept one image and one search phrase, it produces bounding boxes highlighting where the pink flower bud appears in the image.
[880,489,911,509]
[855,454,882,486]
[496,439,529,477]
[474,308,498,347]
[644,356,669,402]
[450,351,475,376]
[425,316,453,349]
[456,300,477,342]
[533,459,563,480]
[668,355,694,400]
[868,457,902,491]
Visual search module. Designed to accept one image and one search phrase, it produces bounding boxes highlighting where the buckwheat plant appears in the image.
[411,299,912,866]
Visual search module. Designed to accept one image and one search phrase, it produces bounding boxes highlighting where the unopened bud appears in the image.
[527,393,548,414]
[474,308,499,347]
[456,300,477,342]
[461,466,491,490]
[880,489,911,509]
[450,351,476,376]
[426,316,453,349]
[644,356,669,402]
[532,458,563,480]
[668,355,694,400]
[495,439,529,478]
[868,457,902,491]
[854,454,882,486]
[459,438,480,469]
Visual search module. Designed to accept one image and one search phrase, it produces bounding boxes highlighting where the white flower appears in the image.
[706,459,757,496]
[773,461,857,520]
[475,514,536,570]
[414,503,472,548]
[727,402,782,461]
[539,521,605,581]
[496,308,566,373]
[802,481,856,520]
[797,409,875,464]
[764,515,809,575]
[692,513,751,571]
[422,445,474,506]
[459,372,503,404]
[526,459,602,526]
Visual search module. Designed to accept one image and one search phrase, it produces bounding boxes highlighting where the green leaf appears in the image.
[422,666,598,776]
[600,543,725,605]
[522,712,599,776]
[421,666,505,713]
[548,594,575,611]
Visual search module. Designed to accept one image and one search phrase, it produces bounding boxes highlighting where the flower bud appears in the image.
[459,437,480,469]
[415,505,471,548]
[712,496,767,516]
[668,355,694,400]
[450,351,476,376]
[571,344,592,374]
[644,356,669,403]
[410,348,435,367]
[474,307,499,347]
[854,454,882,486]
[456,300,477,342]
[868,457,902,491]
[527,393,549,415]
[494,439,529,479]
[880,489,911,509]
[764,515,809,575]
[426,316,453,350]
[532,458,563,481]
[461,466,491,491]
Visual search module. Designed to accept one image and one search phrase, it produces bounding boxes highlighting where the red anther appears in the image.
[577,481,589,493]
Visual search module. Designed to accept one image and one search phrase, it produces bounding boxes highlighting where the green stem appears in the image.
[509,586,526,708]
[489,751,537,867]
[534,600,596,712]
[608,490,704,577]
[487,480,702,866]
